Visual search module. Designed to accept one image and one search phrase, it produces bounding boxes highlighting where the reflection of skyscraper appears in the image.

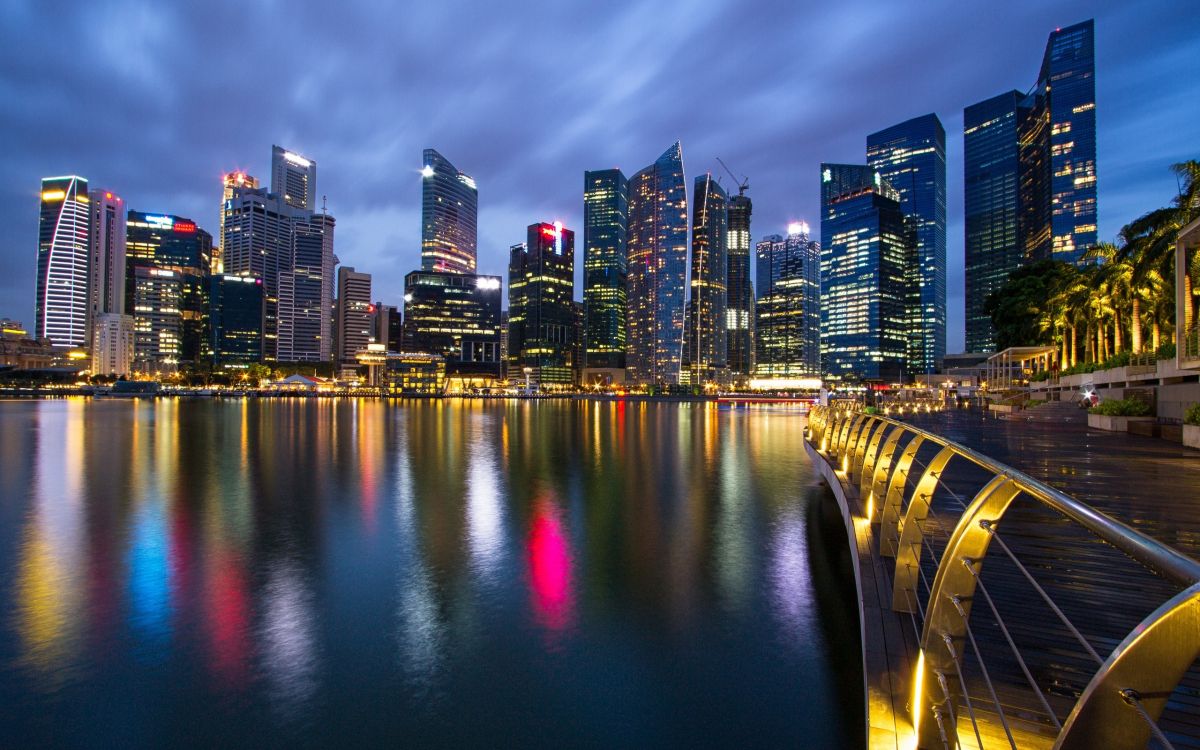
[271,145,317,211]
[867,113,946,373]
[626,142,687,387]
[421,148,478,274]
[725,191,754,384]
[754,225,820,379]
[508,223,576,386]
[685,174,728,387]
[820,164,913,382]
[582,169,627,377]
[36,176,90,348]
[965,19,1097,352]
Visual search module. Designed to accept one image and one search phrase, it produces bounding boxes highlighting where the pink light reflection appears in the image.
[526,497,574,634]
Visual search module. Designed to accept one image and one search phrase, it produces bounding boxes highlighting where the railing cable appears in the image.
[950,595,1019,750]
[1121,689,1179,750]
[941,632,987,750]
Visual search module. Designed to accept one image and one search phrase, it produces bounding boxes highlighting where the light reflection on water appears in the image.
[0,398,860,748]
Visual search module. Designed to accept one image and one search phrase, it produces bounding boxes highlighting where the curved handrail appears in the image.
[806,404,1200,749]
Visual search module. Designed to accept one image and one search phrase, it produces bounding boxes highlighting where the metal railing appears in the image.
[807,404,1200,750]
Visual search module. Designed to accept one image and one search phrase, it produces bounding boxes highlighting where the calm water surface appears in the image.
[0,398,860,748]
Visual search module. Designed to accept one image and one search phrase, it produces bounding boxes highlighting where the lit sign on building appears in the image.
[283,151,312,168]
[145,215,174,230]
[475,277,501,290]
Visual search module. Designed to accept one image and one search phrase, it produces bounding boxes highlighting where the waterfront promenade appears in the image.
[808,404,1200,749]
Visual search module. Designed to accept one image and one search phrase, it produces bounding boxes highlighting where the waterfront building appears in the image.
[820,164,913,382]
[401,270,502,386]
[271,145,317,211]
[867,113,946,374]
[685,173,729,388]
[964,19,1097,351]
[36,176,90,348]
[217,171,258,273]
[421,148,478,274]
[754,224,821,381]
[126,211,212,367]
[89,190,127,337]
[279,213,335,363]
[508,222,576,387]
[335,266,372,369]
[383,352,445,394]
[582,168,628,381]
[208,274,263,368]
[91,312,134,376]
[0,321,55,370]
[626,142,688,387]
[726,190,754,385]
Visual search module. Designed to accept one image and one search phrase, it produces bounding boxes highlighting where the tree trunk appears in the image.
[1070,325,1077,367]
[1152,322,1161,351]
[1113,311,1122,353]
[1131,297,1142,354]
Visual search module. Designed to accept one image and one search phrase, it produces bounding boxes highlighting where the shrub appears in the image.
[1089,398,1152,417]
[1185,403,1200,426]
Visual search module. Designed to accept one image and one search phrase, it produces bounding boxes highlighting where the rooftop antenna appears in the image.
[716,157,749,196]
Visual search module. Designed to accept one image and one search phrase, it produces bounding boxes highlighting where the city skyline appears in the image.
[1,3,1197,355]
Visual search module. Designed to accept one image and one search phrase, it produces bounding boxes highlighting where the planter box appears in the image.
[1185,424,1200,450]
[1087,414,1155,432]
[989,404,1015,414]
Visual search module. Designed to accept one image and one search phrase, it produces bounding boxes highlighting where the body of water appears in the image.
[0,398,860,747]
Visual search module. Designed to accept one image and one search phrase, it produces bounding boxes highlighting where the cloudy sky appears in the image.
[1,0,1196,352]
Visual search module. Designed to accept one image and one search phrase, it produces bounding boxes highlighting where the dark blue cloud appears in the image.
[0,0,1195,353]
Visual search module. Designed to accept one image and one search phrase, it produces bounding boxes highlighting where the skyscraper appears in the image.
[626,142,687,387]
[725,190,754,384]
[278,213,335,362]
[1041,20,1097,263]
[89,190,126,323]
[867,113,946,373]
[335,266,372,368]
[964,19,1097,351]
[685,173,728,387]
[754,224,821,380]
[35,176,90,348]
[91,312,134,376]
[820,164,913,382]
[271,145,317,211]
[582,169,628,378]
[401,271,502,385]
[208,274,263,368]
[421,148,478,274]
[508,222,576,386]
[217,171,258,274]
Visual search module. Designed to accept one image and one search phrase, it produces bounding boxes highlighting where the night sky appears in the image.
[1,1,1196,352]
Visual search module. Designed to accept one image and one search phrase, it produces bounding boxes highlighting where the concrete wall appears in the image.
[1092,382,1200,421]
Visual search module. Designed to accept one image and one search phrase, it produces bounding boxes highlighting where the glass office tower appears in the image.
[582,169,628,373]
[867,113,946,374]
[271,145,317,212]
[819,164,912,382]
[508,222,576,386]
[420,148,478,274]
[725,191,754,383]
[755,225,820,379]
[401,271,502,383]
[36,176,90,348]
[208,274,263,368]
[626,142,688,387]
[685,173,729,387]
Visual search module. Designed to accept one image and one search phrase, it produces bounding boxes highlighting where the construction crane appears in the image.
[716,157,749,196]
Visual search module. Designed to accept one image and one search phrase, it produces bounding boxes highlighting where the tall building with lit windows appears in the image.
[35,176,90,348]
[271,145,317,211]
[726,191,754,383]
[508,222,576,386]
[401,271,502,384]
[209,274,263,368]
[684,174,728,387]
[582,169,627,379]
[89,190,126,325]
[335,266,372,368]
[754,224,820,380]
[965,19,1097,351]
[820,164,913,382]
[279,213,335,363]
[867,113,946,374]
[626,142,687,387]
[217,171,258,273]
[421,148,478,274]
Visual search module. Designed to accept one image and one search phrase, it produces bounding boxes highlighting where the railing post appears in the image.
[915,476,1022,749]
[1054,582,1200,750]
[880,435,925,557]
[850,418,881,478]
[892,446,957,613]
[841,415,872,475]
[868,427,907,525]
[858,421,891,508]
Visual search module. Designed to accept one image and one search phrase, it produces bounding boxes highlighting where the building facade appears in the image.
[91,312,134,376]
[129,266,183,373]
[401,271,503,384]
[208,274,263,369]
[867,113,946,374]
[685,174,729,387]
[754,225,821,381]
[820,164,913,382]
[278,213,335,363]
[217,171,259,274]
[271,145,317,212]
[725,191,754,384]
[372,303,402,352]
[625,142,688,387]
[508,222,576,386]
[421,148,478,274]
[582,169,628,377]
[335,266,372,368]
[89,190,127,339]
[36,176,90,348]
